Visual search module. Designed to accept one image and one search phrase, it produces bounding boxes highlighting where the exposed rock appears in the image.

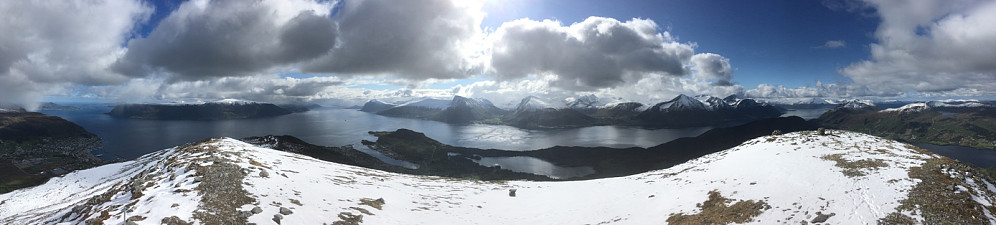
[817,128,826,135]
[279,207,293,215]
[273,214,283,224]
[259,170,269,178]
[811,212,835,223]
[238,210,252,218]
[772,130,783,135]
[509,189,517,197]
[251,206,263,214]
[161,216,192,225]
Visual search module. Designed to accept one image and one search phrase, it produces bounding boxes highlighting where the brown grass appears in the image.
[359,198,385,210]
[331,212,363,225]
[666,190,768,225]
[820,154,888,177]
[881,157,995,224]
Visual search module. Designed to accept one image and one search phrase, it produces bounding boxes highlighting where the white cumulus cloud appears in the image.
[841,0,996,94]
[0,0,151,107]
[488,17,695,91]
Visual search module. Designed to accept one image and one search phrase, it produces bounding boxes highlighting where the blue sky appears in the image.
[479,0,878,88]
[140,0,876,88]
[1,0,994,107]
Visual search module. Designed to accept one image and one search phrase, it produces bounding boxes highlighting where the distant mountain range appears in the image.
[360,94,784,129]
[637,94,782,127]
[816,99,996,149]
[106,100,315,120]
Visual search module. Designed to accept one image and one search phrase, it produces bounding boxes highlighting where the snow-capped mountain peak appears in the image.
[449,96,493,109]
[705,96,733,110]
[565,94,599,109]
[839,99,876,109]
[925,99,990,108]
[601,101,647,112]
[654,94,710,112]
[881,100,992,113]
[4,131,994,224]
[880,102,929,113]
[515,96,556,112]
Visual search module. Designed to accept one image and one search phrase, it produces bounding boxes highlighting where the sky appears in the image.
[1,0,994,109]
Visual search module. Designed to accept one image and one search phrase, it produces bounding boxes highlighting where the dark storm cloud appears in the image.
[113,0,337,81]
[488,17,694,91]
[300,0,484,80]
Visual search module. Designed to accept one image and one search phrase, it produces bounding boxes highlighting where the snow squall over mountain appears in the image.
[2,131,995,224]
[396,98,451,110]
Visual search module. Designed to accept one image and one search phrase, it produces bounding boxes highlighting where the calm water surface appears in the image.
[42,106,712,177]
[912,143,996,167]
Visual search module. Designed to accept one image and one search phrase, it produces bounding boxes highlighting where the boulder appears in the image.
[273,214,283,224]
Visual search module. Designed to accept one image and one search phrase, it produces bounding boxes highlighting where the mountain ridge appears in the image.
[3,130,994,224]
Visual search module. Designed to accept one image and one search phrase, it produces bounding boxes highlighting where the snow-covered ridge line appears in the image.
[147,99,265,106]
[881,100,992,113]
[3,131,994,224]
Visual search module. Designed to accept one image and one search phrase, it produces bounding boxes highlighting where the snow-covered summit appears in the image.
[651,94,710,112]
[449,96,494,109]
[515,96,556,112]
[925,99,990,108]
[880,102,929,113]
[564,94,600,109]
[601,101,647,112]
[838,99,876,110]
[881,100,992,113]
[3,132,995,224]
[705,96,733,110]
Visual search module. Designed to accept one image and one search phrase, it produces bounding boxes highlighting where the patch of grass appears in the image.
[349,206,374,215]
[883,157,995,224]
[666,190,768,225]
[820,154,888,177]
[359,198,385,210]
[248,159,269,169]
[332,212,363,225]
